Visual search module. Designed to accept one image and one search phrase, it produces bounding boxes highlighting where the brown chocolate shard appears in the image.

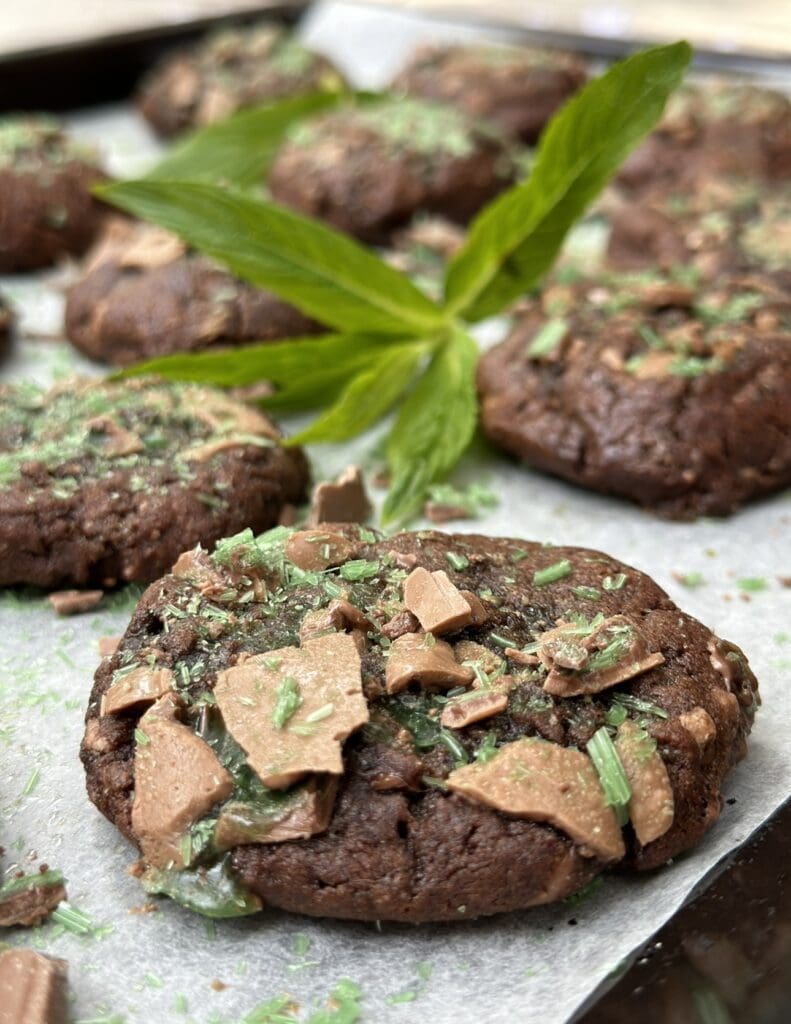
[679,706,717,751]
[403,567,474,635]
[214,633,368,789]
[299,599,373,645]
[380,609,420,640]
[131,694,233,868]
[423,501,470,524]
[0,877,66,929]
[453,640,503,675]
[0,948,68,1024]
[47,589,103,616]
[539,616,665,697]
[459,590,489,626]
[447,737,625,862]
[385,632,475,694]
[440,690,508,729]
[101,665,175,717]
[615,719,674,846]
[308,465,372,526]
[214,776,338,849]
[284,530,355,572]
[97,635,120,658]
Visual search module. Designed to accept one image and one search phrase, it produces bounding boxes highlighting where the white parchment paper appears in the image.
[1,4,790,1022]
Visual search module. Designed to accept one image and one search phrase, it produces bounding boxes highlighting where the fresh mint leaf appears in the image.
[291,342,426,443]
[119,333,402,412]
[145,91,346,187]
[444,41,692,321]
[97,181,446,336]
[382,327,478,524]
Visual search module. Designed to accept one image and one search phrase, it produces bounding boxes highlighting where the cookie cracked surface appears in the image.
[81,526,757,923]
[0,377,307,588]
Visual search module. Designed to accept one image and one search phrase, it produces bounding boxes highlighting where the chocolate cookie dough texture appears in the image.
[393,43,588,144]
[607,179,791,279]
[477,271,791,518]
[616,82,791,199]
[0,116,107,272]
[0,378,307,589]
[138,22,346,138]
[82,526,757,923]
[268,97,519,244]
[65,220,321,365]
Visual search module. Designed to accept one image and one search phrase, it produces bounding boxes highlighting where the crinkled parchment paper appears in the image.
[1,4,790,1022]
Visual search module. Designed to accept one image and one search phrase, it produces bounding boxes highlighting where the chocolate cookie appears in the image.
[616,82,791,199]
[65,220,322,366]
[81,525,757,923]
[607,179,791,280]
[0,116,107,272]
[0,295,12,360]
[268,98,518,244]
[0,377,307,589]
[393,43,587,144]
[478,271,791,519]
[138,22,346,138]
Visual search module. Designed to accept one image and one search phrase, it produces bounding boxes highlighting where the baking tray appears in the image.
[1,3,790,1022]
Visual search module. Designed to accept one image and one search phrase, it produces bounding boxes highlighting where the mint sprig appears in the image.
[97,42,691,524]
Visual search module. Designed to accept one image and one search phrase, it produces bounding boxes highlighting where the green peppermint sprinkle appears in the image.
[291,933,311,957]
[421,775,449,791]
[586,727,631,826]
[613,693,669,719]
[571,585,600,601]
[602,573,627,591]
[678,572,705,588]
[489,632,518,649]
[605,702,628,728]
[737,577,768,593]
[0,868,64,900]
[474,731,499,764]
[446,551,470,572]
[305,702,334,724]
[272,677,302,730]
[22,766,40,795]
[134,728,150,747]
[51,901,97,936]
[533,559,572,587]
[526,317,568,358]
[338,559,380,581]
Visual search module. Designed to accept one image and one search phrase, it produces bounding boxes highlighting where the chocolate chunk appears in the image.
[448,737,625,862]
[308,466,372,526]
[403,567,474,635]
[214,633,368,789]
[101,665,174,716]
[284,531,355,572]
[131,694,233,868]
[615,720,675,846]
[538,616,665,697]
[385,632,475,694]
[679,706,717,751]
[440,689,508,729]
[48,589,103,616]
[0,949,68,1024]
[215,776,338,849]
[299,599,372,645]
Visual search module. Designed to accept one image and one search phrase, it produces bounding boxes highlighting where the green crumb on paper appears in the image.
[737,577,768,592]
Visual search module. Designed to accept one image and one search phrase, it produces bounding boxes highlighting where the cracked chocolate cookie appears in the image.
[137,22,346,138]
[616,82,791,200]
[65,220,322,366]
[268,97,519,244]
[81,525,757,923]
[0,377,307,589]
[607,179,791,280]
[477,270,791,519]
[393,43,587,144]
[0,116,107,272]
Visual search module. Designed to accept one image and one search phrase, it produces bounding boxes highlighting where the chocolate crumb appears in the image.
[48,589,103,616]
[308,465,372,526]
